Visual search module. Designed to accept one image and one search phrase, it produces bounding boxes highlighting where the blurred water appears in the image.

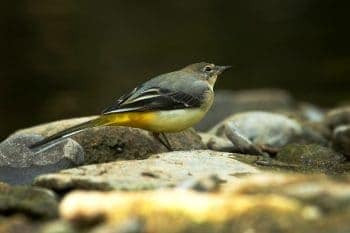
[1,0,350,139]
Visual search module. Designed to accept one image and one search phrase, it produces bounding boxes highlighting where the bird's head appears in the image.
[182,62,231,87]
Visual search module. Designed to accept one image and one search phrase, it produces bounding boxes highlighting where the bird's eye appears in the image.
[204,66,212,72]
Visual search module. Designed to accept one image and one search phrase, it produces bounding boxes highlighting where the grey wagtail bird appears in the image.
[29,62,230,151]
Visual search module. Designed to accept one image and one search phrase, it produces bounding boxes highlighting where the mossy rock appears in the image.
[275,144,346,174]
[0,182,58,219]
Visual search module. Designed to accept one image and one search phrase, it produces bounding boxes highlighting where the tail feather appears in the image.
[29,117,105,152]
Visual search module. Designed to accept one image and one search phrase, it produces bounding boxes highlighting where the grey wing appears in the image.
[102,83,209,114]
[102,84,151,113]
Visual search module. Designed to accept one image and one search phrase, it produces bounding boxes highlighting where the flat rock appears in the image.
[0,182,58,219]
[34,150,260,191]
[196,89,295,131]
[15,116,205,165]
[0,134,84,185]
[58,173,350,233]
[60,189,308,233]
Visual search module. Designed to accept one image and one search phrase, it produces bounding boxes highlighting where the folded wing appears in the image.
[102,85,204,114]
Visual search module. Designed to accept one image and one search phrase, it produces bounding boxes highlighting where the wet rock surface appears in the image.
[1,89,350,233]
[34,150,260,192]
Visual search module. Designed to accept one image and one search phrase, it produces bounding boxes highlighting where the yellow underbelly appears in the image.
[102,108,206,132]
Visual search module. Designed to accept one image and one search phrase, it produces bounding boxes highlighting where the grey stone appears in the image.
[0,134,84,185]
[211,112,303,146]
[299,122,330,146]
[225,122,265,155]
[0,182,58,219]
[15,116,205,165]
[209,111,303,154]
[195,89,295,131]
[332,125,350,158]
[34,150,260,191]
[199,133,234,152]
[325,106,350,129]
[298,102,325,123]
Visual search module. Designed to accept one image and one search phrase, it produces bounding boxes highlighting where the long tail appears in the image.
[29,117,106,153]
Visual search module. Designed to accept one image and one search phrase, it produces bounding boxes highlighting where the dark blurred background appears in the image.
[1,0,350,140]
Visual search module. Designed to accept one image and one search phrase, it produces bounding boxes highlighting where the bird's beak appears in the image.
[216,65,231,74]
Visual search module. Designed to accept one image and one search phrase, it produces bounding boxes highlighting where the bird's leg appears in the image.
[160,132,173,151]
[152,132,173,151]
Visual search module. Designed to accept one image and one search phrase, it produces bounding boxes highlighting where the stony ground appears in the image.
[1,89,350,233]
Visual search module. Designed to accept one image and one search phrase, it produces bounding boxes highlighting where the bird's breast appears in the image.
[148,108,207,132]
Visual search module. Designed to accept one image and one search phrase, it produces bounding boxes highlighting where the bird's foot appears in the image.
[153,132,173,151]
